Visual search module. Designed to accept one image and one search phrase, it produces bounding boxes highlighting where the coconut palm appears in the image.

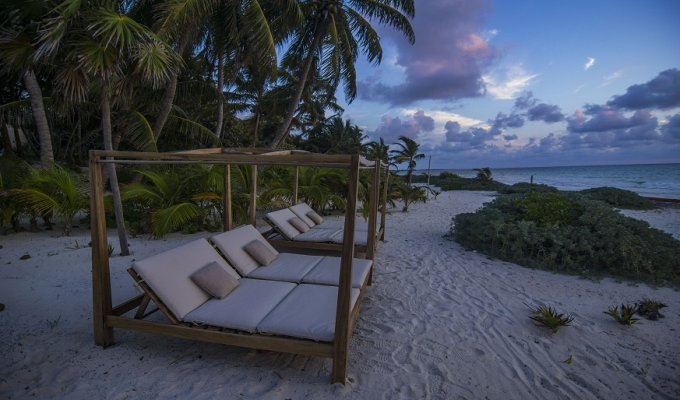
[302,116,366,154]
[269,0,415,149]
[392,180,426,212]
[0,0,55,165]
[364,137,390,165]
[474,167,493,182]
[36,0,182,254]
[390,135,424,185]
[9,164,89,235]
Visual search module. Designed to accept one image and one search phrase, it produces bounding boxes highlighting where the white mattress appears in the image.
[247,253,323,282]
[184,279,296,332]
[266,208,303,239]
[257,284,361,342]
[302,257,372,288]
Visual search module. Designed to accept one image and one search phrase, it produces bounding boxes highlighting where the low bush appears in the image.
[498,182,558,194]
[579,187,655,209]
[450,191,680,285]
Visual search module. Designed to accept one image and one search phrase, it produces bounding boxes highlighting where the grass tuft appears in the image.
[637,299,667,320]
[605,304,639,325]
[529,305,574,333]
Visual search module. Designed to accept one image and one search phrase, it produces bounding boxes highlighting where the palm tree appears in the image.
[268,0,415,149]
[37,0,181,254]
[10,164,89,235]
[390,135,424,185]
[0,0,54,165]
[474,167,493,182]
[364,137,390,165]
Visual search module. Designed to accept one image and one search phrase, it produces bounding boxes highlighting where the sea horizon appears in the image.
[411,162,680,199]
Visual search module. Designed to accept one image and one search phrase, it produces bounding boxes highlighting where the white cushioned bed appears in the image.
[289,202,371,231]
[266,208,368,245]
[211,226,372,287]
[257,284,361,342]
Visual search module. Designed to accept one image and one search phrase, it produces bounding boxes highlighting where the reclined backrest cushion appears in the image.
[132,239,239,320]
[265,208,302,240]
[289,203,317,227]
[210,225,279,275]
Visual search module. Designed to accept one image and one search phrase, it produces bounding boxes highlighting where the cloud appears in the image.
[369,110,436,144]
[661,113,680,142]
[483,64,538,100]
[513,91,537,110]
[442,111,523,149]
[584,57,596,71]
[567,105,655,133]
[360,0,498,105]
[600,70,623,87]
[564,107,659,148]
[607,68,680,110]
[527,103,565,123]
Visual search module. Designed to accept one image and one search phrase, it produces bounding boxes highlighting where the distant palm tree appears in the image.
[269,0,415,148]
[364,137,391,165]
[474,167,493,182]
[390,135,425,185]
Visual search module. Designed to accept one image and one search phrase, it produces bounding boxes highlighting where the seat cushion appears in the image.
[293,228,343,242]
[247,253,323,283]
[132,239,240,320]
[184,279,296,332]
[210,225,279,276]
[257,284,361,342]
[302,257,372,288]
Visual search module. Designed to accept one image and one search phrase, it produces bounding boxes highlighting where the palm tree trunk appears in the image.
[214,53,224,139]
[152,31,193,141]
[101,90,130,256]
[23,69,54,166]
[269,15,327,149]
[252,109,261,147]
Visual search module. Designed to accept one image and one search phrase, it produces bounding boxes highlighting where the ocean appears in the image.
[416,163,680,200]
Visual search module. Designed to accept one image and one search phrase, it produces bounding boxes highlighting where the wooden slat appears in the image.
[224,164,232,231]
[105,316,334,358]
[380,168,389,241]
[90,152,114,347]
[250,165,257,227]
[293,166,299,204]
[111,294,144,316]
[332,154,360,384]
[267,237,368,254]
[128,268,180,324]
[365,161,380,261]
[134,296,152,319]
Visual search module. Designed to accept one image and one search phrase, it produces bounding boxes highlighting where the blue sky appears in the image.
[338,0,680,169]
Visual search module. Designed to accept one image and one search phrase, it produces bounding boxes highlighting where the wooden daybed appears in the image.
[89,148,386,383]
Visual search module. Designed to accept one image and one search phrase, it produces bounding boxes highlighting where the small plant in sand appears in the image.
[529,305,574,333]
[107,243,115,257]
[605,304,639,325]
[637,299,667,320]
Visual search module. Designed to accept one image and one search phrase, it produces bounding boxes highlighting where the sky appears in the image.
[338,0,680,169]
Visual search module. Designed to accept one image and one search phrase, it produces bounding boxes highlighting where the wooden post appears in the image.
[366,161,380,261]
[223,164,232,231]
[293,166,299,204]
[332,155,359,384]
[250,165,257,227]
[380,166,389,241]
[90,152,114,347]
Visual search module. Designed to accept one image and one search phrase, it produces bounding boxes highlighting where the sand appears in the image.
[1,190,679,399]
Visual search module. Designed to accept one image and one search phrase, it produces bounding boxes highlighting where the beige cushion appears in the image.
[289,217,310,233]
[306,210,324,225]
[190,262,240,299]
[244,240,277,266]
[302,256,372,288]
[210,225,279,276]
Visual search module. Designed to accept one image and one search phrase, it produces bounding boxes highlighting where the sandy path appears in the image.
[1,191,678,399]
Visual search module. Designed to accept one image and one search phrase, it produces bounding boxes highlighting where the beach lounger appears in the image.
[289,202,371,232]
[129,238,361,342]
[265,208,370,246]
[210,225,372,288]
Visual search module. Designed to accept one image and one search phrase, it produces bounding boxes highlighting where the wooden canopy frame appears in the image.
[89,148,387,383]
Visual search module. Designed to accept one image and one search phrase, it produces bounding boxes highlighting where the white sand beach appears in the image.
[1,190,679,399]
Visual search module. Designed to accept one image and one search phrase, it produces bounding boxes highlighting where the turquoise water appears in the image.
[418,163,680,199]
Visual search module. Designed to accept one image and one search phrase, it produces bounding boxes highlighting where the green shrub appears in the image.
[450,191,680,285]
[429,173,508,191]
[605,304,639,325]
[580,187,655,209]
[529,305,574,333]
[637,299,667,320]
[498,182,558,194]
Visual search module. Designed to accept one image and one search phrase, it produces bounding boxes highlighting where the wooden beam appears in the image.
[380,168,389,241]
[224,164,232,231]
[332,154,360,384]
[250,165,257,227]
[293,166,299,204]
[111,294,144,316]
[105,316,334,358]
[90,152,114,347]
[366,161,380,261]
